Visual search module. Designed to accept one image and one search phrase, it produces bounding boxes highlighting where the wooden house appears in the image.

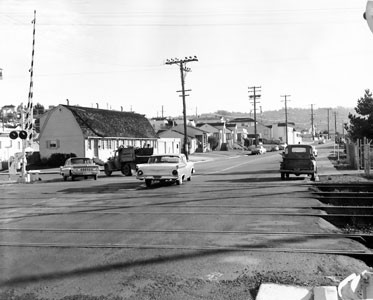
[38,105,159,161]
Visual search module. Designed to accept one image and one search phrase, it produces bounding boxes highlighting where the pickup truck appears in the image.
[280,144,317,181]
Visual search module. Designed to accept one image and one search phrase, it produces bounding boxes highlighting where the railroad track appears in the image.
[1,183,372,267]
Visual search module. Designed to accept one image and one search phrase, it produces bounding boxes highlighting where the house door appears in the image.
[93,140,99,157]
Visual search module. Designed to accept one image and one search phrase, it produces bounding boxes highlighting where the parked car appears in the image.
[318,139,326,144]
[136,154,195,187]
[271,145,280,151]
[279,143,287,150]
[280,144,317,181]
[60,157,100,181]
[251,145,267,155]
[312,146,318,157]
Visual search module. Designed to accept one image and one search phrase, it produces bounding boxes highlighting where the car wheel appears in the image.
[94,174,98,180]
[285,173,289,179]
[176,176,183,185]
[70,171,75,181]
[63,176,68,181]
[187,175,191,181]
[280,173,285,180]
[311,174,315,181]
[145,179,152,187]
[121,164,132,176]
[104,165,112,176]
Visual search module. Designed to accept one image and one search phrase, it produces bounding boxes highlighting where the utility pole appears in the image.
[248,86,261,146]
[311,104,315,141]
[327,108,331,140]
[334,112,337,142]
[0,68,3,131]
[165,56,198,160]
[281,94,291,145]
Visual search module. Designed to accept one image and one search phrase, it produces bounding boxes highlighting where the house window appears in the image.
[46,140,59,149]
[88,139,92,150]
[101,140,105,149]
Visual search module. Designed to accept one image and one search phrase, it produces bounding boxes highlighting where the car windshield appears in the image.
[71,158,92,164]
[148,156,180,163]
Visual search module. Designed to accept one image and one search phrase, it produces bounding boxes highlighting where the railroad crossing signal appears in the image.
[9,130,28,140]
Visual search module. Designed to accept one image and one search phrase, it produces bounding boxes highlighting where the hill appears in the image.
[196,107,355,134]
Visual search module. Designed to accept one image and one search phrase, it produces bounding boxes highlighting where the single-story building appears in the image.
[38,105,163,161]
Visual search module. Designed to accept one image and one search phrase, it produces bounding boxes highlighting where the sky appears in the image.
[1,0,373,118]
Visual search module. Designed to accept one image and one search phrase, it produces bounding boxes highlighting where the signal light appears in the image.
[9,130,28,140]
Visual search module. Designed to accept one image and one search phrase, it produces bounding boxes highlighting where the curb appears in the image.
[256,283,338,300]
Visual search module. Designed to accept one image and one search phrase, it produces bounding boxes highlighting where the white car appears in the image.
[251,145,267,155]
[60,157,100,181]
[136,154,195,187]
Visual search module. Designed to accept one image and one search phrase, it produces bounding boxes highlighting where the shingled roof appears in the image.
[63,105,157,138]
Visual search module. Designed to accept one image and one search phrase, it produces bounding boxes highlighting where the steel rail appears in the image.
[0,241,371,266]
[1,211,372,216]
[0,204,371,211]
[0,241,368,253]
[0,227,371,239]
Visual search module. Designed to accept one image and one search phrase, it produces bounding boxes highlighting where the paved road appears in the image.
[0,145,369,300]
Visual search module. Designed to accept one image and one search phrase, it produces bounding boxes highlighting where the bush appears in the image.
[47,153,76,167]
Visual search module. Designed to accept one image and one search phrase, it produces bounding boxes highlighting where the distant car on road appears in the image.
[312,146,318,157]
[271,145,280,152]
[280,144,317,181]
[279,143,287,150]
[251,145,267,155]
[136,153,195,187]
[60,157,100,181]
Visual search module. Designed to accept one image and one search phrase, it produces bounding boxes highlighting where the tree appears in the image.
[347,89,373,141]
[33,103,45,116]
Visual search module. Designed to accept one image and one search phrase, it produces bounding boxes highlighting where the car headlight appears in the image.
[172,170,178,176]
[137,170,143,176]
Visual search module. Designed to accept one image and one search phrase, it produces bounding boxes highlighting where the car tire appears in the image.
[145,179,152,187]
[70,171,75,181]
[104,165,112,176]
[121,164,132,176]
[285,173,289,179]
[63,175,68,181]
[94,174,98,180]
[280,173,285,180]
[187,176,191,181]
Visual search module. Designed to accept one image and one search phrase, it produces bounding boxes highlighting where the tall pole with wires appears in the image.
[281,94,291,145]
[311,104,315,141]
[165,56,198,160]
[248,86,261,146]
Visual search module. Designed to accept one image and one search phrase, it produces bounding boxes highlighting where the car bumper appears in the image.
[280,169,316,175]
[137,175,178,181]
